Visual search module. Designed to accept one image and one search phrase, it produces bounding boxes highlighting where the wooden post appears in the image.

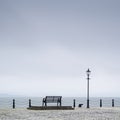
[112,99,114,107]
[100,99,102,107]
[73,99,76,108]
[13,99,15,109]
[29,99,31,108]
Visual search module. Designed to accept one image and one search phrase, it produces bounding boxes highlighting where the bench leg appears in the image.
[60,102,61,106]
[45,102,47,106]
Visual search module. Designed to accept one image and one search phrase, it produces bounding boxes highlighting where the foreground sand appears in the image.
[0,107,120,120]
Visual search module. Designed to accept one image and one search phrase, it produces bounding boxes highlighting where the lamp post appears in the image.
[86,68,91,108]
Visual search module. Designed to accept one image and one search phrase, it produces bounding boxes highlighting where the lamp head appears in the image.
[86,68,91,76]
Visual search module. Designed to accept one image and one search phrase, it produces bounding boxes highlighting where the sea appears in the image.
[0,97,120,109]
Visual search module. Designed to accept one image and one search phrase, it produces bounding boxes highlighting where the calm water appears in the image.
[0,97,120,108]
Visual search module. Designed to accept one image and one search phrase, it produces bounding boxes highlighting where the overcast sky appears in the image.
[0,0,120,97]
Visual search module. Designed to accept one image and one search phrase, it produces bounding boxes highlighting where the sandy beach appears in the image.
[0,107,120,120]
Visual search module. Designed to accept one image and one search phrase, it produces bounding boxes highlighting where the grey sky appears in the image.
[0,0,120,97]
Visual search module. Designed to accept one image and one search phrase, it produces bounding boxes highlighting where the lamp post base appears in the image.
[87,100,89,108]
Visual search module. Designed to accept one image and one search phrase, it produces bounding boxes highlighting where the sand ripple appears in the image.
[0,107,120,120]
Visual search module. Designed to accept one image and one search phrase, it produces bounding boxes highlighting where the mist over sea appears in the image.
[0,97,120,108]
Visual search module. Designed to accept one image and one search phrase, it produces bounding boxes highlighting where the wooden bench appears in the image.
[42,96,62,106]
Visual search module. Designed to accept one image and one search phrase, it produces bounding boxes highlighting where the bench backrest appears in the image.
[45,96,62,102]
